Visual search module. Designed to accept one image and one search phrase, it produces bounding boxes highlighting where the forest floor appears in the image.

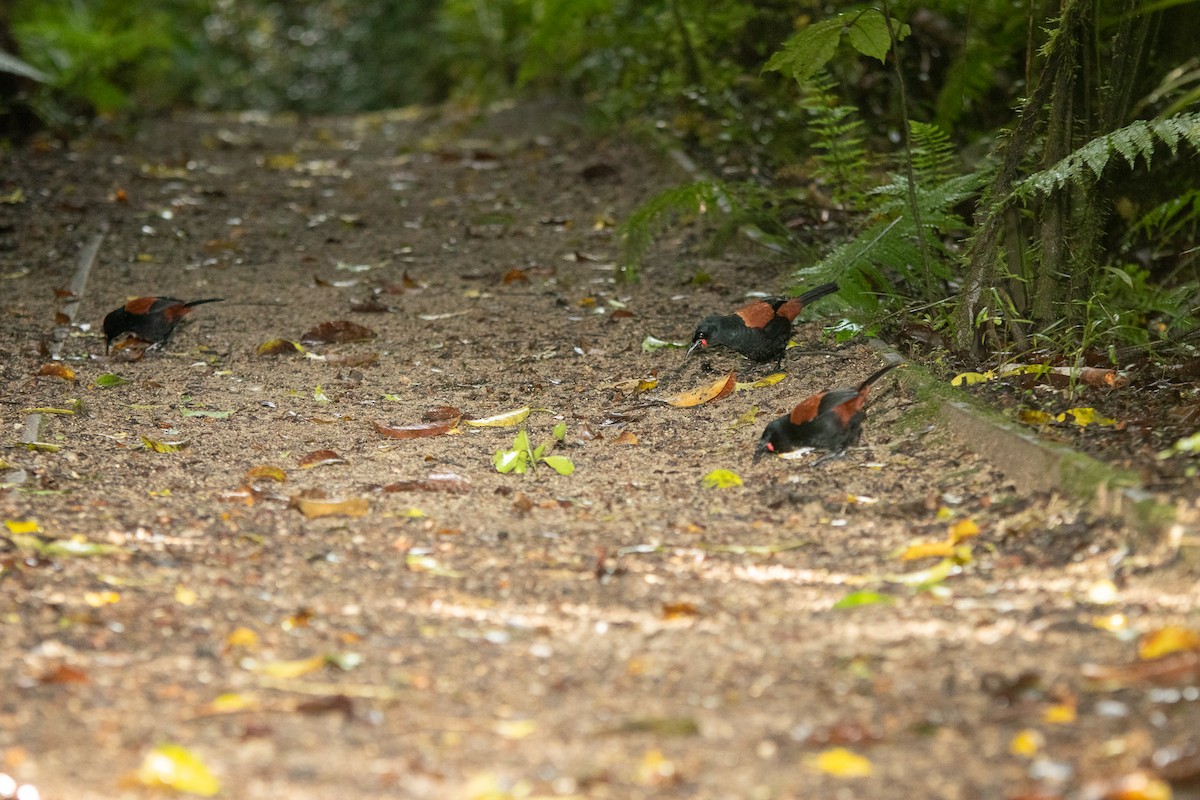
[1,99,1198,800]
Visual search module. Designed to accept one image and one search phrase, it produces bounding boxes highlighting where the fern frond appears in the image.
[618,181,728,278]
[1014,111,1200,200]
[907,121,956,183]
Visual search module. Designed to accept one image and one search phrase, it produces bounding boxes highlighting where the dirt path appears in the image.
[1,102,1198,800]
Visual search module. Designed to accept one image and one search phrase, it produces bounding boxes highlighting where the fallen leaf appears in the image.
[664,371,736,407]
[95,373,129,387]
[661,602,701,620]
[950,371,996,386]
[735,372,786,390]
[614,430,638,445]
[252,654,327,679]
[641,335,687,353]
[298,449,346,469]
[807,747,873,778]
[245,465,287,483]
[134,744,220,797]
[1018,408,1054,425]
[832,591,895,609]
[39,663,90,684]
[1056,407,1117,427]
[1009,729,1044,757]
[701,469,743,489]
[141,437,188,453]
[290,496,370,519]
[1138,626,1200,660]
[37,363,76,381]
[948,518,980,543]
[4,519,41,534]
[373,418,460,438]
[256,338,305,356]
[300,320,377,345]
[899,541,957,560]
[463,406,532,427]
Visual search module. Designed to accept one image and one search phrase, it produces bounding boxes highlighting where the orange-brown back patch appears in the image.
[788,393,825,425]
[773,297,805,322]
[734,300,778,330]
[123,297,159,314]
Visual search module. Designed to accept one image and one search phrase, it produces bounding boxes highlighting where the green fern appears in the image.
[800,75,869,205]
[793,164,991,305]
[617,181,728,280]
[1126,187,1200,245]
[1014,111,1200,200]
[907,121,957,183]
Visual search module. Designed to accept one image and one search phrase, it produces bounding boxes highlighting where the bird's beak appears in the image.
[752,440,770,464]
[686,339,703,358]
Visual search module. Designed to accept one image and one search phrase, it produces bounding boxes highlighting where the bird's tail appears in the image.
[796,281,839,308]
[857,362,903,396]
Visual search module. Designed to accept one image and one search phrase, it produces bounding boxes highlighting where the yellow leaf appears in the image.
[1138,626,1200,660]
[463,406,532,427]
[134,744,221,797]
[4,519,41,534]
[226,627,259,649]
[245,464,287,483]
[175,585,198,606]
[948,518,980,543]
[264,152,299,170]
[493,719,537,740]
[950,370,996,386]
[727,405,759,430]
[636,748,677,785]
[900,541,956,560]
[735,372,786,390]
[291,496,370,519]
[701,469,743,489]
[1009,729,1043,758]
[253,654,327,679]
[664,371,736,407]
[204,693,260,714]
[141,436,188,453]
[84,591,120,607]
[807,747,873,778]
[1018,408,1054,425]
[935,506,953,520]
[1043,703,1077,724]
[1055,407,1117,427]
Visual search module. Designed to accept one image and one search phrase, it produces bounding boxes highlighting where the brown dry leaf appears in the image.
[256,338,304,357]
[290,495,370,519]
[245,465,286,484]
[614,430,639,446]
[298,449,346,469]
[1078,366,1128,389]
[423,405,463,421]
[39,663,90,684]
[38,363,76,381]
[502,268,529,283]
[661,602,701,620]
[664,371,737,407]
[373,418,459,439]
[301,320,378,345]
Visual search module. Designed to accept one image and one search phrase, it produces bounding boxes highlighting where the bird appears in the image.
[103,297,223,353]
[754,362,901,465]
[688,282,839,368]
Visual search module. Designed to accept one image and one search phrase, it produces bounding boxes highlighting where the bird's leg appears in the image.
[810,449,848,467]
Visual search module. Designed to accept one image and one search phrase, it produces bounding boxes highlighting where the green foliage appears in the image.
[1014,112,1200,201]
[617,181,728,280]
[799,75,870,206]
[763,10,911,87]
[13,0,181,116]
